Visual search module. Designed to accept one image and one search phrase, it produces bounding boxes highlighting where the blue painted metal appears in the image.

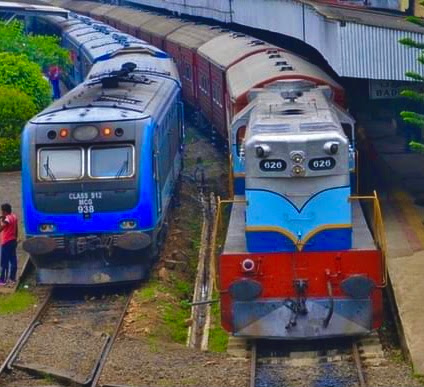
[232,298,372,338]
[245,187,352,252]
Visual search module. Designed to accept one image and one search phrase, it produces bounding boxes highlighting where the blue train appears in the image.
[22,14,184,285]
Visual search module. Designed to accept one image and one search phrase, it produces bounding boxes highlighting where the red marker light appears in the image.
[103,127,112,136]
[59,128,69,138]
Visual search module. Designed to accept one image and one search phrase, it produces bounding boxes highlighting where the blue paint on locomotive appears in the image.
[245,187,352,252]
[22,119,158,236]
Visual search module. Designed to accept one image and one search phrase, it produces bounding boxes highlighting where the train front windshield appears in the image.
[38,148,83,181]
[37,145,135,181]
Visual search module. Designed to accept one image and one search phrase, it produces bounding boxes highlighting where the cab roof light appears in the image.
[103,127,112,136]
[59,128,69,138]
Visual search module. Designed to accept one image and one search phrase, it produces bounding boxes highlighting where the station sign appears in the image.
[369,80,424,99]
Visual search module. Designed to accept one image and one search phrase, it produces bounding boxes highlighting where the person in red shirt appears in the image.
[0,203,18,285]
[48,65,61,99]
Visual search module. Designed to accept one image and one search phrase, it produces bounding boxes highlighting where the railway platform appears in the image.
[362,119,424,375]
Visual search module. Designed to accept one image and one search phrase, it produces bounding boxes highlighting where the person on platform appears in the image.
[48,65,61,100]
[0,203,18,286]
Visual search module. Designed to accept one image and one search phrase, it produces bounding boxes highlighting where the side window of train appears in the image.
[184,64,192,81]
[200,75,208,95]
[212,83,223,107]
[236,126,246,157]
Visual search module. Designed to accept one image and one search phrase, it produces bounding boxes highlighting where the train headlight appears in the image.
[120,220,137,229]
[59,128,69,138]
[241,258,255,273]
[39,224,56,233]
[255,144,271,158]
[290,151,305,164]
[291,165,305,176]
[324,141,339,155]
[73,125,99,141]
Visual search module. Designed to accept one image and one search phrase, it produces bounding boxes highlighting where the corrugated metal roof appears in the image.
[197,32,275,70]
[67,1,99,14]
[227,50,342,101]
[125,0,232,22]
[166,23,224,49]
[104,7,136,23]
[126,0,424,81]
[138,15,187,38]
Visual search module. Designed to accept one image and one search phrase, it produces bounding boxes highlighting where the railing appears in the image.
[211,196,246,291]
[349,190,388,288]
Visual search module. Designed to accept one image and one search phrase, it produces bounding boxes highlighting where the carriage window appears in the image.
[184,64,192,81]
[90,145,134,179]
[38,148,83,181]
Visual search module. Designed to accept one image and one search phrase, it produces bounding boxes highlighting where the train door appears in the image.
[153,128,162,219]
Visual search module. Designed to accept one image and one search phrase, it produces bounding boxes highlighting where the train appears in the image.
[22,13,184,285]
[24,1,385,339]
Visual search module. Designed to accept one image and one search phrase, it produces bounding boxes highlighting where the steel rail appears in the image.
[249,341,257,387]
[90,288,135,387]
[0,287,53,377]
[352,340,367,387]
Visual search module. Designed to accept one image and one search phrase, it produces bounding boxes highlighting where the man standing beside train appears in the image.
[0,203,18,286]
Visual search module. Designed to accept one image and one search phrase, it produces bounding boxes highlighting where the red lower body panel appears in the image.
[219,249,383,339]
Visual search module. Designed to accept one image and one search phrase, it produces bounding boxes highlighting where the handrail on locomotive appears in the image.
[212,191,388,291]
[349,190,388,288]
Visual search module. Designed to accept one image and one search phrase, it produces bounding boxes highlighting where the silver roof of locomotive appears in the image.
[31,54,179,124]
[246,86,344,136]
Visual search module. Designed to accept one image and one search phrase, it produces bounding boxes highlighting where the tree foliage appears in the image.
[399,21,424,153]
[0,52,51,110]
[0,86,37,138]
[0,20,70,72]
[0,137,21,171]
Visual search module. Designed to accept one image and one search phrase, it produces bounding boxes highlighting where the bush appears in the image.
[0,52,51,110]
[0,20,71,72]
[0,137,21,171]
[0,86,37,138]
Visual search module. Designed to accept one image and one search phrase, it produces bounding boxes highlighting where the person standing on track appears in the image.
[48,64,61,100]
[0,203,18,286]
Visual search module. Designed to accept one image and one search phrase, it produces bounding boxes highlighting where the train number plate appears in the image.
[308,157,336,171]
[68,192,103,214]
[259,159,287,172]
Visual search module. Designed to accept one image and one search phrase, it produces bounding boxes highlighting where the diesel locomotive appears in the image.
[220,83,384,338]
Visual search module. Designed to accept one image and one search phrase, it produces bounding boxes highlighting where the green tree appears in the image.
[0,86,37,138]
[399,17,424,133]
[0,52,51,110]
[0,20,70,72]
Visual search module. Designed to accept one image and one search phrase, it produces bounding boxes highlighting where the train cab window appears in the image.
[38,148,83,181]
[236,126,246,157]
[200,75,208,94]
[89,145,134,179]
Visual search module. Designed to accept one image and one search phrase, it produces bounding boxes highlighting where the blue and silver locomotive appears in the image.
[22,17,184,285]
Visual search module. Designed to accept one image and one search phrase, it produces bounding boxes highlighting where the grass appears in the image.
[163,301,191,344]
[0,290,37,315]
[208,294,228,352]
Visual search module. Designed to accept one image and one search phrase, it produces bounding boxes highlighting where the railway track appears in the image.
[250,337,378,387]
[0,285,134,387]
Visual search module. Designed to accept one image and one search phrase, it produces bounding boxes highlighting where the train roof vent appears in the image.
[96,95,142,105]
[270,54,282,59]
[275,60,287,66]
[301,123,331,132]
[266,49,279,55]
[256,125,291,133]
[280,65,294,71]
[231,32,246,38]
[281,108,304,115]
[249,40,265,46]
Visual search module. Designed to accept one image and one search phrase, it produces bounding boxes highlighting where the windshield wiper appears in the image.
[43,156,56,181]
[115,152,130,178]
